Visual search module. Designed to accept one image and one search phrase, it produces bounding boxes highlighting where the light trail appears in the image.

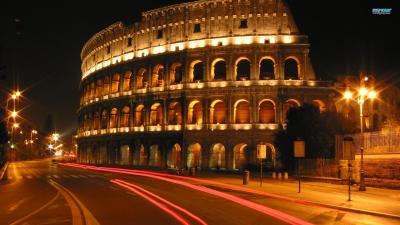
[110,179,190,225]
[112,179,208,225]
[61,163,312,225]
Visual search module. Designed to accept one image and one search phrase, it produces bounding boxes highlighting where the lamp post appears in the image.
[343,79,376,192]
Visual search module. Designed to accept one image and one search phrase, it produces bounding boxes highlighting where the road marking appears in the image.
[53,175,60,178]
[48,179,100,225]
[7,197,30,213]
[71,175,80,178]
[26,175,33,179]
[9,192,60,225]
[79,175,87,178]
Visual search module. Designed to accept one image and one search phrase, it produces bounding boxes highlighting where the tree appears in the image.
[43,114,55,136]
[275,103,356,170]
[0,108,9,164]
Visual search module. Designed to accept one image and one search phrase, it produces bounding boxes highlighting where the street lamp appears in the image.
[343,81,377,191]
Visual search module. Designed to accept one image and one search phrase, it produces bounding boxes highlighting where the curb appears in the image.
[0,162,9,181]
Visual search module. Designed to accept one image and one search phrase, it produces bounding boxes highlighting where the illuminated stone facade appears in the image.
[77,0,335,170]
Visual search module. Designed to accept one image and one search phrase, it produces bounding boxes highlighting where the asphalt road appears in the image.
[0,159,398,225]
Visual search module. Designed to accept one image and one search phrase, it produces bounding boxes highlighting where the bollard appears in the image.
[243,170,250,185]
[284,172,289,180]
[278,172,282,179]
[190,167,196,176]
[272,171,276,179]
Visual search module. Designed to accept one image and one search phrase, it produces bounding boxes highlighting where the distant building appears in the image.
[77,0,336,170]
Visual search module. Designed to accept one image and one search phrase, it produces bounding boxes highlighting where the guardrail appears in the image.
[0,161,9,181]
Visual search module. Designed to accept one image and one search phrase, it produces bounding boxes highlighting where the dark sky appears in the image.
[0,0,398,141]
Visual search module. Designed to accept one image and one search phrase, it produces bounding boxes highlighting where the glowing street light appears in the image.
[13,123,19,128]
[11,111,18,118]
[343,91,353,100]
[52,133,60,141]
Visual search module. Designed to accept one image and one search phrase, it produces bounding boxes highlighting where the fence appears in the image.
[350,131,400,154]
[299,158,339,178]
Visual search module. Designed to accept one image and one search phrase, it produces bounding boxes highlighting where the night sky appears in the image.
[0,0,398,142]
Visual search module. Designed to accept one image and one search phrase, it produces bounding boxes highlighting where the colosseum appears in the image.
[77,0,335,170]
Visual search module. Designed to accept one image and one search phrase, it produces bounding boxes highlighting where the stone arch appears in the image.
[150,103,163,126]
[103,76,110,95]
[259,99,276,123]
[111,73,120,93]
[135,104,145,126]
[187,143,202,169]
[168,101,182,125]
[139,144,147,166]
[109,108,118,128]
[120,145,130,165]
[93,111,100,130]
[259,57,275,80]
[189,60,204,82]
[235,57,251,81]
[101,109,108,129]
[152,64,164,87]
[89,82,95,100]
[312,100,326,113]
[209,143,226,169]
[149,144,161,167]
[123,71,132,91]
[136,68,147,89]
[211,58,227,80]
[283,99,301,121]
[96,79,103,98]
[210,100,226,124]
[170,63,183,84]
[233,99,250,124]
[264,143,277,169]
[284,57,300,80]
[233,143,248,170]
[188,100,203,124]
[168,143,182,168]
[120,106,130,127]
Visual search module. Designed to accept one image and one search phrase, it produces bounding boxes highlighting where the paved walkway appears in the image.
[190,171,400,218]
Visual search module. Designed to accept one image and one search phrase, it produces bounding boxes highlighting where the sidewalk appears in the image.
[189,171,400,218]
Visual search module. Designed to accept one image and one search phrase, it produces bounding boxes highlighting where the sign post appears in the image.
[257,144,267,187]
[343,136,354,201]
[294,139,305,193]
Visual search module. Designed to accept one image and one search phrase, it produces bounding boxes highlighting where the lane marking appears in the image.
[113,179,208,225]
[53,175,60,178]
[49,179,100,225]
[26,175,33,179]
[71,175,80,178]
[9,192,60,225]
[7,197,30,213]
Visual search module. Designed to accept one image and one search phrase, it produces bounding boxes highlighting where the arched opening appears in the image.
[152,64,164,87]
[111,73,120,93]
[259,100,276,123]
[284,58,299,80]
[210,143,226,169]
[109,108,118,128]
[101,109,108,129]
[211,58,226,80]
[96,79,103,98]
[89,82,95,100]
[149,145,161,167]
[134,104,145,126]
[265,143,277,170]
[139,145,147,166]
[103,77,110,95]
[120,106,130,127]
[99,145,107,164]
[210,100,226,124]
[187,143,202,168]
[170,63,183,84]
[234,100,250,123]
[312,100,326,113]
[123,71,132,91]
[342,104,356,123]
[168,143,181,168]
[93,111,100,130]
[190,60,204,82]
[259,58,275,80]
[236,58,251,81]
[150,103,163,126]
[233,143,247,170]
[283,99,301,121]
[188,100,203,124]
[168,102,182,125]
[120,145,130,165]
[136,68,147,89]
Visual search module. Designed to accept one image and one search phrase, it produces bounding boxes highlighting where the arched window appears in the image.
[259,58,275,80]
[190,60,204,82]
[210,100,226,124]
[96,79,103,98]
[93,111,100,130]
[210,143,226,169]
[284,58,299,80]
[234,100,250,123]
[150,103,163,126]
[111,73,120,93]
[152,65,164,87]
[312,100,326,113]
[188,100,203,124]
[103,77,110,95]
[187,143,202,168]
[212,59,226,80]
[259,100,276,123]
[84,85,89,101]
[109,108,118,128]
[168,102,182,125]
[135,105,145,126]
[101,109,108,129]
[236,58,251,81]
[170,63,183,84]
[123,71,132,91]
[283,99,300,121]
[137,68,147,89]
[233,143,247,170]
[89,82,95,100]
[120,106,130,127]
